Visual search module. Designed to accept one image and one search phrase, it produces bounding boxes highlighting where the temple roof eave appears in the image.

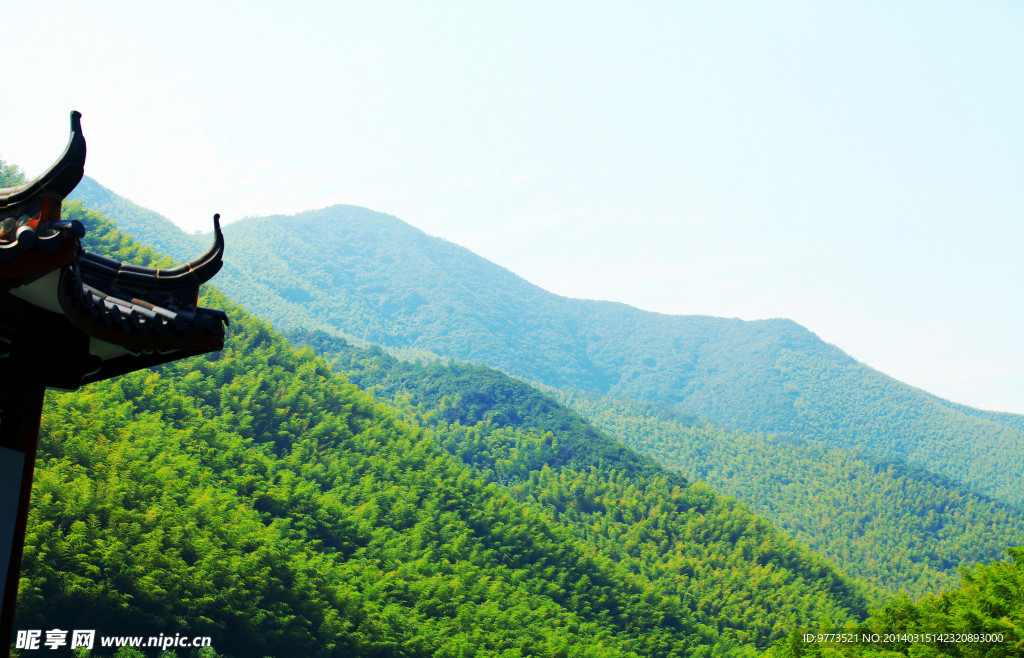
[78,214,225,296]
[0,110,228,391]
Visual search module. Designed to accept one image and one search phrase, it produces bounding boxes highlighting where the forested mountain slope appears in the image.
[286,329,678,487]
[286,329,1024,600]
[559,392,1024,599]
[13,199,881,656]
[80,189,1024,506]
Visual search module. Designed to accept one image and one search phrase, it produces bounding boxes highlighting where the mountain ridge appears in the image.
[70,180,1024,506]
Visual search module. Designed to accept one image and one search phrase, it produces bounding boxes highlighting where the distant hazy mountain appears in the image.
[75,182,1024,506]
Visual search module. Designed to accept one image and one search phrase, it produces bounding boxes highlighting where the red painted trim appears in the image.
[0,238,78,282]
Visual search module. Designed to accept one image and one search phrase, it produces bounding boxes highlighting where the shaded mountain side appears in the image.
[70,186,1024,505]
[14,199,879,656]
[286,328,679,487]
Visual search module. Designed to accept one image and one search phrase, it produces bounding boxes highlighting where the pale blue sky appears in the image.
[3,1,1022,413]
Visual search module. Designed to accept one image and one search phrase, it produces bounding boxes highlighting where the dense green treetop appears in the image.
[0,158,26,186]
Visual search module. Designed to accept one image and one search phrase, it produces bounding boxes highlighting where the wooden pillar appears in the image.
[0,380,46,657]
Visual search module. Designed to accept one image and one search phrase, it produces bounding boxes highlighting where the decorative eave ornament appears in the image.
[0,112,228,653]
